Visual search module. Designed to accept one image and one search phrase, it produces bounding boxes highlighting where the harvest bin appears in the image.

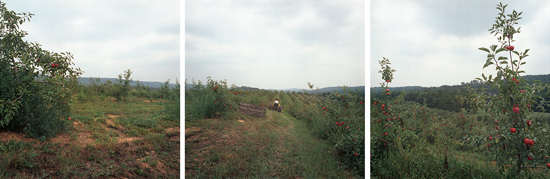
[238,103,266,117]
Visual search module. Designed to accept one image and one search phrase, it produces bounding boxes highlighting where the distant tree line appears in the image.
[372,74,550,113]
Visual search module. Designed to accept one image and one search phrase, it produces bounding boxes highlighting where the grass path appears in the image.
[185,110,359,178]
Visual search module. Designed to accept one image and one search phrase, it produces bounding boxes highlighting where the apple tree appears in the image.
[466,3,550,176]
[0,2,83,141]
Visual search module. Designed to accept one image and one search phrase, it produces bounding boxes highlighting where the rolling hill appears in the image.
[185,84,365,94]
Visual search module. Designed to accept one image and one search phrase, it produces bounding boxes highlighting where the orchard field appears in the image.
[0,73,181,178]
[371,3,550,178]
[185,78,366,178]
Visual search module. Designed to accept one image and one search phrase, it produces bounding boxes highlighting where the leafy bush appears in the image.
[185,77,237,121]
[0,2,82,140]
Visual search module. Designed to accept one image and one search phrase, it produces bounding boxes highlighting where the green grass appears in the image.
[0,95,180,178]
[185,110,361,178]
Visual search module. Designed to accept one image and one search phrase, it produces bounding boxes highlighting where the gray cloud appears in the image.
[186,0,364,90]
[4,0,180,83]
[370,0,550,88]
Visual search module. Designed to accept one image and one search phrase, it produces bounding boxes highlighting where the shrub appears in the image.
[110,69,132,101]
[0,2,82,140]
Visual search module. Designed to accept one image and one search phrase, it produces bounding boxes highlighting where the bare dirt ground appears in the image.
[0,115,145,148]
[0,115,180,178]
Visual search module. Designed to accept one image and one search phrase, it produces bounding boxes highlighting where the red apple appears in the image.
[527,120,532,126]
[386,80,389,83]
[505,46,514,50]
[510,128,516,133]
[51,63,55,67]
[513,107,519,114]
[384,133,388,136]
[386,89,389,92]
[547,163,550,169]
[527,156,533,160]
[488,136,492,140]
[524,138,530,145]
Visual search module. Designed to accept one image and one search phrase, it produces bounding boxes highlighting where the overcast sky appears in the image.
[4,0,180,84]
[371,0,550,87]
[185,0,365,90]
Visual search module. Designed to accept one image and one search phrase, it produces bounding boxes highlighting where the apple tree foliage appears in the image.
[0,2,83,141]
[370,57,413,176]
[109,68,132,101]
[465,3,549,176]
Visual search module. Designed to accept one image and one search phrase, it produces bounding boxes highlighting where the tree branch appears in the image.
[374,137,392,145]
[0,93,23,105]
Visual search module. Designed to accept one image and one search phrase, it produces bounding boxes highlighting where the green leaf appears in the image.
[495,47,507,54]
[479,47,490,53]
[490,45,498,52]
[512,51,520,56]
[498,56,508,61]
[502,82,509,94]
[483,59,493,68]
[499,61,508,65]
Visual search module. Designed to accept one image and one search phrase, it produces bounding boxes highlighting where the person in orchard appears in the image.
[273,98,279,107]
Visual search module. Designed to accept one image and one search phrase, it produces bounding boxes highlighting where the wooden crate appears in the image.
[238,103,266,117]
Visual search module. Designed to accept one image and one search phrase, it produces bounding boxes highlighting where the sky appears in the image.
[185,0,365,90]
[371,0,550,87]
[4,0,180,84]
